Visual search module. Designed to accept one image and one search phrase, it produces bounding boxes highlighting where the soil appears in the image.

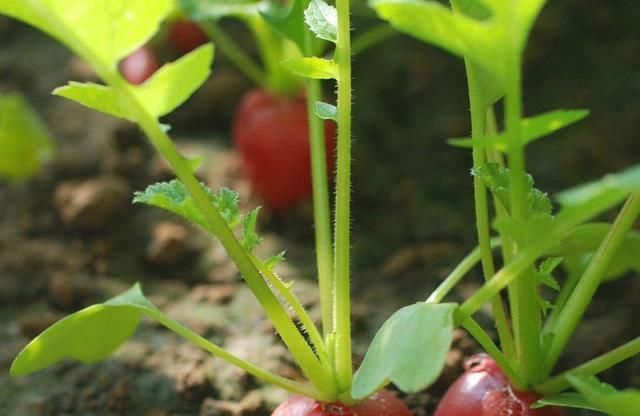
[1,2,639,415]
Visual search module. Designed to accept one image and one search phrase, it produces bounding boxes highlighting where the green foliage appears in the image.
[304,0,337,43]
[556,164,640,208]
[281,57,338,79]
[54,44,214,121]
[549,223,640,281]
[315,101,338,121]
[180,0,265,22]
[448,110,589,151]
[0,0,172,70]
[351,302,457,399]
[533,393,599,411]
[261,0,309,52]
[0,94,53,180]
[535,256,562,315]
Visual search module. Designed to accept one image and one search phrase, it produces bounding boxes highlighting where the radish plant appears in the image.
[352,0,640,414]
[1,0,455,413]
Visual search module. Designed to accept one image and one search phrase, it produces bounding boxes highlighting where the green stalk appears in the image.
[333,0,353,393]
[461,317,524,390]
[503,33,542,384]
[303,30,335,340]
[542,192,640,375]
[427,244,482,303]
[535,337,640,395]
[198,21,267,87]
[465,64,516,365]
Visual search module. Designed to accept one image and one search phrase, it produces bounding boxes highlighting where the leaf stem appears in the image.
[303,30,335,340]
[535,337,640,395]
[198,21,267,87]
[333,0,354,394]
[351,24,395,55]
[541,192,640,375]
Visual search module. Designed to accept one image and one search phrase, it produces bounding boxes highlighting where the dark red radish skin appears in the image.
[120,46,159,85]
[232,89,336,211]
[167,20,208,53]
[434,354,566,416]
[271,389,413,416]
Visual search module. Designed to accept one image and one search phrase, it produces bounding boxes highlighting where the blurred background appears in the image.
[0,0,639,414]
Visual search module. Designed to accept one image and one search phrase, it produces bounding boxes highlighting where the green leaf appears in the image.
[532,393,600,411]
[556,164,640,208]
[180,0,266,21]
[261,0,309,52]
[314,101,337,121]
[0,94,53,180]
[352,302,457,398]
[281,57,338,79]
[54,44,214,120]
[133,180,241,231]
[567,375,640,416]
[10,284,151,376]
[537,257,562,290]
[370,0,506,82]
[448,109,589,150]
[0,0,173,68]
[241,207,263,250]
[304,0,337,43]
[548,223,640,281]
[265,251,286,269]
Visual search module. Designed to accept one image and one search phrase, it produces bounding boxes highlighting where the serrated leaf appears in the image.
[0,0,172,68]
[567,375,640,416]
[448,110,589,150]
[556,164,640,209]
[352,302,457,398]
[265,251,286,269]
[180,0,266,21]
[133,180,241,231]
[536,257,562,290]
[304,0,337,43]
[548,223,640,281]
[260,0,309,52]
[281,57,338,79]
[54,45,214,120]
[241,207,263,250]
[0,94,53,180]
[314,101,337,121]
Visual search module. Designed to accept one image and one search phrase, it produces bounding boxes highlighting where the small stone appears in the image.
[145,222,190,266]
[54,175,130,230]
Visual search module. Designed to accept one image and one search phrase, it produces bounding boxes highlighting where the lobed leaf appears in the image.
[281,57,338,79]
[314,101,337,121]
[448,109,589,150]
[304,0,337,43]
[351,302,457,398]
[54,44,214,120]
[0,94,54,180]
[0,0,172,69]
[241,207,263,250]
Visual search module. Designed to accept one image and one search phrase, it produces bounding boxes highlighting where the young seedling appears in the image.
[352,0,640,414]
[179,0,336,211]
[0,93,54,181]
[2,0,455,414]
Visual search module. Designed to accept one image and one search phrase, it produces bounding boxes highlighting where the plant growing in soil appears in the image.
[350,0,640,414]
[2,0,455,414]
[176,0,337,211]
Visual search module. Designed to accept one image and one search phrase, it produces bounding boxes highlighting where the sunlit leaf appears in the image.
[304,0,337,43]
[281,57,338,79]
[448,110,589,150]
[54,44,214,120]
[180,0,266,21]
[0,0,172,68]
[352,302,457,398]
[0,94,54,180]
